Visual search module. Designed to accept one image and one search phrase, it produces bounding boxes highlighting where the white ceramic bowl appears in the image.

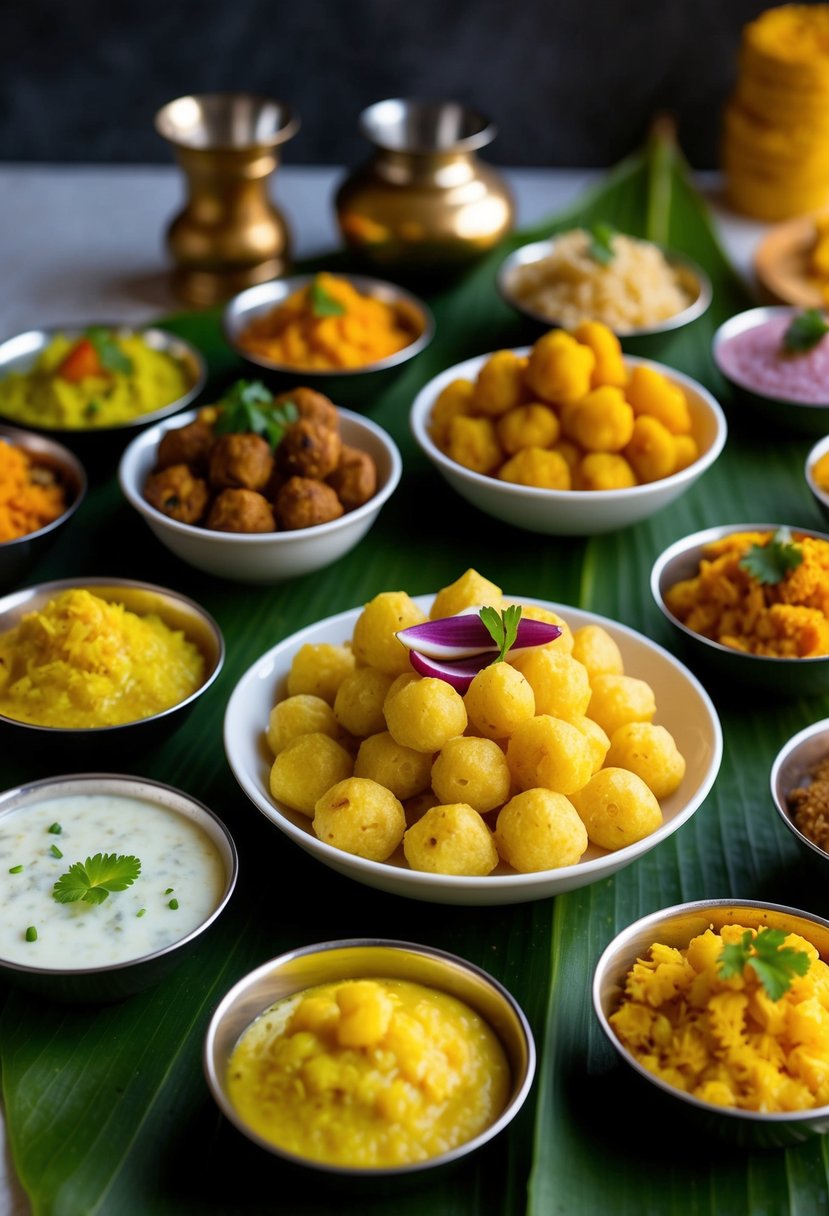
[593,899,829,1146]
[805,434,829,528]
[410,351,727,536]
[118,407,402,584]
[224,594,723,905]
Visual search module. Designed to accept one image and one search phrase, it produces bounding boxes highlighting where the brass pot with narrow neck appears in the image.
[155,93,300,308]
[335,99,514,280]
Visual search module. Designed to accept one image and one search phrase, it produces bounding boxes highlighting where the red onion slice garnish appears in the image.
[396,614,561,660]
[407,649,496,692]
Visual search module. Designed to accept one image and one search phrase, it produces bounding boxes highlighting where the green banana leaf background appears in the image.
[3,132,829,1216]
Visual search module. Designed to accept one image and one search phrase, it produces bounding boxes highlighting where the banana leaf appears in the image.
[3,129,829,1216]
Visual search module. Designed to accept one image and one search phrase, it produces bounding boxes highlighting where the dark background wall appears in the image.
[0,0,799,170]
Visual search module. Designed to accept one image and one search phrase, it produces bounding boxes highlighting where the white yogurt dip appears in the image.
[0,793,227,968]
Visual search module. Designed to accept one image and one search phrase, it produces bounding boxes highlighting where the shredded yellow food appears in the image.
[610,923,829,1113]
[0,439,67,541]
[0,334,191,430]
[0,588,205,728]
[237,272,419,370]
[664,530,829,657]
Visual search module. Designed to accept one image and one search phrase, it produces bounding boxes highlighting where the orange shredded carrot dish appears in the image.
[0,439,67,542]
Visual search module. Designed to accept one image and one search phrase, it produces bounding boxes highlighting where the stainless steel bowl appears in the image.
[496,236,712,340]
[0,423,87,589]
[651,522,829,697]
[770,717,829,870]
[713,306,829,437]
[222,274,435,406]
[0,772,238,1002]
[593,899,829,1147]
[0,325,207,473]
[204,939,535,1179]
[0,576,224,764]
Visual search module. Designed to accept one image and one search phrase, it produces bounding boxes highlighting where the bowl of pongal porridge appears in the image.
[224,567,723,904]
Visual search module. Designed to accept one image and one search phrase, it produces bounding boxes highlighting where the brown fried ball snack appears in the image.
[156,417,216,473]
[327,444,377,510]
[207,488,276,533]
[276,476,344,530]
[209,432,275,492]
[144,464,210,524]
[274,387,339,433]
[277,419,342,481]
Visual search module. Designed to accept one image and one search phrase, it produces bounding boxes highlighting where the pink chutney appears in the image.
[717,314,829,404]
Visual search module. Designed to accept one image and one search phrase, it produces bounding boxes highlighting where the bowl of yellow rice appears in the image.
[593,898,829,1146]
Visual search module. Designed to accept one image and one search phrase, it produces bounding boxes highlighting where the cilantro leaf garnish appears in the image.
[478,604,522,663]
[52,854,141,906]
[718,927,811,1001]
[586,222,617,266]
[739,527,803,585]
[84,326,134,375]
[309,276,346,318]
[782,309,829,354]
[213,379,298,450]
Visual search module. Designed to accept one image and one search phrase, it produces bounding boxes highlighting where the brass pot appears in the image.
[155,93,300,307]
[335,99,514,280]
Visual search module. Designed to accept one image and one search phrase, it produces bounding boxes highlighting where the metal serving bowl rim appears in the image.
[222,273,436,377]
[593,897,829,1125]
[118,406,403,545]
[0,324,207,435]
[769,716,829,863]
[357,97,498,154]
[0,575,225,734]
[651,521,829,668]
[203,936,536,1176]
[0,422,87,548]
[495,236,713,337]
[411,349,727,502]
[712,305,829,409]
[0,771,238,978]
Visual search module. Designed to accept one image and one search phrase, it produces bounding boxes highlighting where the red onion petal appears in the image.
[397,614,561,660]
[407,649,496,692]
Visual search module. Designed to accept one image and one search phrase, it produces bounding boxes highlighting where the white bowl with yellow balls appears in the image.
[224,568,723,905]
[409,324,727,536]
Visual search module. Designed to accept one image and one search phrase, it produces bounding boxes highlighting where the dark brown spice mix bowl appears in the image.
[770,717,829,870]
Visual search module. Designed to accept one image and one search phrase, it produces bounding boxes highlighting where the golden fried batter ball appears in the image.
[275,476,344,530]
[327,444,377,510]
[494,788,588,872]
[156,417,216,472]
[144,463,210,524]
[274,386,340,433]
[313,776,405,861]
[569,767,663,850]
[206,488,275,533]
[403,803,499,875]
[277,419,342,480]
[209,432,275,491]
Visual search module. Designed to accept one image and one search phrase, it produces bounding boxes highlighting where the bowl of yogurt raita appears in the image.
[0,772,238,1001]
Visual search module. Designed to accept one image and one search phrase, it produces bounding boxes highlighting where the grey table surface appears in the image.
[0,161,770,1216]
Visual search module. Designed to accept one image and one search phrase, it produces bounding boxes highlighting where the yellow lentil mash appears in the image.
[610,922,829,1112]
[0,588,205,728]
[663,530,829,657]
[227,976,510,1167]
[237,273,420,370]
[0,333,191,430]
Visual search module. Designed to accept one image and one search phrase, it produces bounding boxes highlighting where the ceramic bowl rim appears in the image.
[203,935,536,1176]
[650,521,829,671]
[0,324,207,436]
[410,349,727,508]
[593,897,829,1126]
[118,406,403,548]
[222,273,436,378]
[495,237,713,337]
[0,575,225,736]
[805,435,829,511]
[0,771,239,979]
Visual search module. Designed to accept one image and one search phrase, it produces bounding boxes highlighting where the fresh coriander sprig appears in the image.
[479,604,523,663]
[309,276,346,318]
[782,309,829,355]
[84,326,134,375]
[52,854,141,907]
[718,927,811,1001]
[213,380,298,450]
[739,527,804,586]
[586,221,617,266]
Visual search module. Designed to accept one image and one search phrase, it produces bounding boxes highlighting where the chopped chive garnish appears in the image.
[168,899,179,910]
[9,865,23,874]
[48,823,62,835]
[164,887,174,895]
[136,908,146,918]
[50,844,63,859]
[25,926,37,942]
